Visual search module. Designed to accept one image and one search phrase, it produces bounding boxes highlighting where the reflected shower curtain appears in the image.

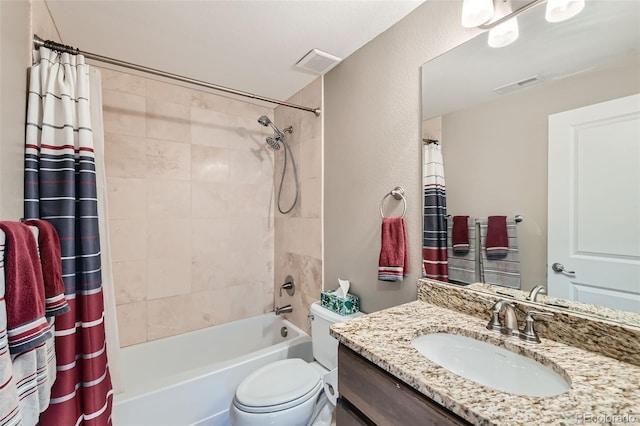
[24,47,113,424]
[422,142,448,281]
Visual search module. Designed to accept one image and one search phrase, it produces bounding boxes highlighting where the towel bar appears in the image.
[445,214,524,223]
[380,187,407,218]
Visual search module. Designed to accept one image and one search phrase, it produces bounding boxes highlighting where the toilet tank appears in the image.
[310,301,363,370]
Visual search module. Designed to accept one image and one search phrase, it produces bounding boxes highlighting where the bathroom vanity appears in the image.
[337,344,469,425]
[331,280,640,425]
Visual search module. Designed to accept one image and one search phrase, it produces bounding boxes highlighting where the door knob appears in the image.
[551,262,575,274]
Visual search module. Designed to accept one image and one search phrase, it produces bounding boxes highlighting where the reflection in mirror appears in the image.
[421,0,640,323]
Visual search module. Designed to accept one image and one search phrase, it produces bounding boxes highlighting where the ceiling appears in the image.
[44,0,425,109]
[422,0,640,119]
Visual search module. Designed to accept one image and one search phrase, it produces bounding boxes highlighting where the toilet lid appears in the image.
[234,359,322,412]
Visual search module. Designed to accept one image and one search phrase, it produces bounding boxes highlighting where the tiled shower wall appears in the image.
[101,67,277,346]
[273,77,324,334]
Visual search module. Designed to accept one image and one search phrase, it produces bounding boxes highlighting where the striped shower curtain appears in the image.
[24,47,113,424]
[422,142,449,281]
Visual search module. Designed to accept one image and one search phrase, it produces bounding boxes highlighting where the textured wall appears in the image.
[324,1,479,313]
[273,77,323,334]
[0,0,30,220]
[100,67,277,346]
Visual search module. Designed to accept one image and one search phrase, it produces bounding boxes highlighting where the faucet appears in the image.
[487,300,555,343]
[275,305,293,315]
[486,300,519,336]
[527,285,547,302]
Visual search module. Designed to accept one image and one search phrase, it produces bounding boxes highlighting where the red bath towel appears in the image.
[25,219,69,317]
[452,216,470,254]
[378,217,409,282]
[0,221,50,354]
[486,216,509,259]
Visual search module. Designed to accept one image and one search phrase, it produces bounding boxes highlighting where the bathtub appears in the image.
[112,313,312,426]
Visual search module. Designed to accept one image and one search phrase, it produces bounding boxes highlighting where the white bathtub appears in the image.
[112,313,313,426]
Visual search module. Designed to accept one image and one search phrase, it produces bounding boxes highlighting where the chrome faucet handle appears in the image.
[520,311,554,343]
[486,300,518,333]
[279,275,296,297]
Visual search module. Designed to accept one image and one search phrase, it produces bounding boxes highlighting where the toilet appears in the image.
[229,301,363,426]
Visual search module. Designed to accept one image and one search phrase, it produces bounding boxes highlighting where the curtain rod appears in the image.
[33,35,321,116]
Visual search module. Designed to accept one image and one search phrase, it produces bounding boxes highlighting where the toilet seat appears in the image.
[233,359,323,414]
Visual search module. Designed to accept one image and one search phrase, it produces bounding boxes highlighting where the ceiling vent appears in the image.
[295,49,342,74]
[493,75,544,95]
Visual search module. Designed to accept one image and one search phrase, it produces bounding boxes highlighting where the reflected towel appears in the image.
[25,220,69,317]
[447,217,476,284]
[452,216,470,254]
[479,218,521,289]
[485,216,509,259]
[378,217,409,282]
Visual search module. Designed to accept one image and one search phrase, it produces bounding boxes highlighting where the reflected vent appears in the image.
[295,49,342,74]
[494,75,544,95]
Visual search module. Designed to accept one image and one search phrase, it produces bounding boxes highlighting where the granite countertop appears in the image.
[330,301,640,426]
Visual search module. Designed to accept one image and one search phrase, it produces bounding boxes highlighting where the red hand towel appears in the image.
[25,219,69,317]
[486,216,509,259]
[0,221,50,354]
[452,216,470,254]
[378,217,409,282]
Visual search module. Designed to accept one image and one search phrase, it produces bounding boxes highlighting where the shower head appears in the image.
[257,115,271,127]
[266,137,281,150]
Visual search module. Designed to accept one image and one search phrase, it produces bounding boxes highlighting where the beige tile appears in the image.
[300,136,322,180]
[113,260,147,305]
[146,78,193,106]
[229,149,266,184]
[146,138,191,180]
[191,218,231,259]
[190,90,236,113]
[146,98,190,143]
[300,76,323,114]
[300,177,321,219]
[146,219,191,260]
[227,183,273,218]
[187,288,231,330]
[191,144,229,182]
[192,181,229,218]
[99,67,145,97]
[299,218,322,259]
[191,255,231,293]
[102,89,146,137]
[147,257,191,300]
[104,133,146,178]
[116,302,148,347]
[190,107,231,148]
[109,219,146,262]
[147,180,191,218]
[228,282,273,322]
[147,294,191,340]
[107,177,146,220]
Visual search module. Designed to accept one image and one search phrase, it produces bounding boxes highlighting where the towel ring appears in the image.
[380,187,407,218]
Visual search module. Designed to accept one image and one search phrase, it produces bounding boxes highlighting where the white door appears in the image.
[548,94,640,313]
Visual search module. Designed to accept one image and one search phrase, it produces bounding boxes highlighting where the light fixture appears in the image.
[461,0,585,48]
[488,17,519,48]
[461,0,495,28]
[545,0,585,23]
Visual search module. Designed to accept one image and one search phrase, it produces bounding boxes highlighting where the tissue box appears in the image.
[320,290,360,316]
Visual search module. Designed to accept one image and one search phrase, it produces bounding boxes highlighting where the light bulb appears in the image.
[545,0,585,23]
[488,17,519,48]
[461,0,495,28]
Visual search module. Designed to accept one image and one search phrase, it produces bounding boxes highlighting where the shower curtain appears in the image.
[422,142,449,281]
[24,47,114,424]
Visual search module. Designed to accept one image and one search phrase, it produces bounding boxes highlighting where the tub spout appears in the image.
[275,305,293,315]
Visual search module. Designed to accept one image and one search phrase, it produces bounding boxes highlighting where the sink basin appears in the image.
[411,333,570,397]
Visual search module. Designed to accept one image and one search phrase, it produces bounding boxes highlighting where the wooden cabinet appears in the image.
[338,344,471,426]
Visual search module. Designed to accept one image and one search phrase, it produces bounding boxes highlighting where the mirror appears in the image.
[421,0,640,325]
